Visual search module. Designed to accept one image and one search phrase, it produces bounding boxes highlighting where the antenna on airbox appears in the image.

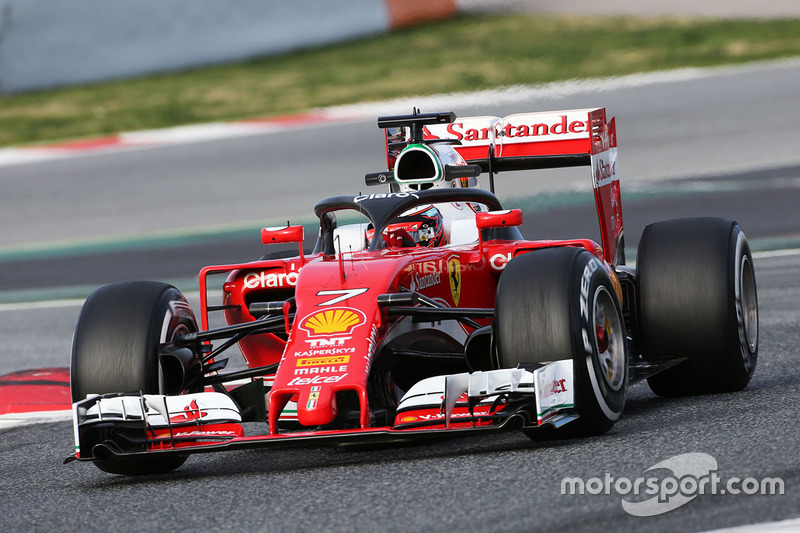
[409,107,423,144]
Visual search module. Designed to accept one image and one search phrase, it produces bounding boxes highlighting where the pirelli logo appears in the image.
[296,355,350,367]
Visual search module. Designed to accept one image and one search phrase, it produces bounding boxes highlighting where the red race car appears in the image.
[68,108,759,475]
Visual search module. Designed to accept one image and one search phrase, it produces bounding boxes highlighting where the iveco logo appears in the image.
[353,192,419,203]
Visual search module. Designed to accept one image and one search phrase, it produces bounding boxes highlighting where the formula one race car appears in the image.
[67,108,759,475]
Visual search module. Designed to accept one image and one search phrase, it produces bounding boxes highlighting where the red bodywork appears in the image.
[198,236,609,435]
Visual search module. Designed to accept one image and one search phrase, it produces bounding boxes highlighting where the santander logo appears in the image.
[444,115,589,142]
[595,157,616,185]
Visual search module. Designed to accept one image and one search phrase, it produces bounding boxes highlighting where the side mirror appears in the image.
[475,209,523,230]
[261,225,304,245]
[476,209,522,261]
[261,225,305,265]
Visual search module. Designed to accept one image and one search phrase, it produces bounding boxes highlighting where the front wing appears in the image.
[69,362,577,463]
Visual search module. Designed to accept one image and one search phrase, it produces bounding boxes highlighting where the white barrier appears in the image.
[0,0,442,93]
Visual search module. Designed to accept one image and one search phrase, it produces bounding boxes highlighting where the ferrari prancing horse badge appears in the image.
[447,256,461,306]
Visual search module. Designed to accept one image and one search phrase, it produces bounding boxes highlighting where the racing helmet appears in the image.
[384,205,445,247]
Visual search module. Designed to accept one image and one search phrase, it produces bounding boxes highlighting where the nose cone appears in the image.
[267,303,373,433]
[266,254,406,434]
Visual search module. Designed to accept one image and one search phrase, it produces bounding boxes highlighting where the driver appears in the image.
[368,205,445,248]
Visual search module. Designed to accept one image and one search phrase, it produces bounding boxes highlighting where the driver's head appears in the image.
[386,205,444,247]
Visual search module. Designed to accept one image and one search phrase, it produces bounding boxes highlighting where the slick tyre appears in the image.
[71,281,198,475]
[638,218,758,396]
[495,248,628,437]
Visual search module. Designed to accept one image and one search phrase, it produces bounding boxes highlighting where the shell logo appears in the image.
[400,416,417,423]
[300,308,365,337]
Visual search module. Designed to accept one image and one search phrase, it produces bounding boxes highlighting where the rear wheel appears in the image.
[637,218,758,396]
[495,248,628,437]
[71,281,197,474]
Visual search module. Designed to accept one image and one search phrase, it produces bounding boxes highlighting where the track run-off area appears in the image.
[1,61,799,532]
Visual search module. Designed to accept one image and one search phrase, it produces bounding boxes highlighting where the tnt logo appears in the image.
[304,337,351,348]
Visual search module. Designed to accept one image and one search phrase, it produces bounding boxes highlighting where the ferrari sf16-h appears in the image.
[67,108,759,475]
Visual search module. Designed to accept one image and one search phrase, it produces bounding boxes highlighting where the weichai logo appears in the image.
[299,308,366,337]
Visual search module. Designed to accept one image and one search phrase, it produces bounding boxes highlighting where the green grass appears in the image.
[2,14,800,147]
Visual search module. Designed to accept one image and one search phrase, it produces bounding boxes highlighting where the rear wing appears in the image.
[383,108,623,264]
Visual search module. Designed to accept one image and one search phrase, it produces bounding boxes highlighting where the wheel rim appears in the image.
[740,255,758,353]
[593,286,626,391]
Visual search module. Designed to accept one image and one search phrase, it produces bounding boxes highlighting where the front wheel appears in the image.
[495,247,628,437]
[71,281,198,474]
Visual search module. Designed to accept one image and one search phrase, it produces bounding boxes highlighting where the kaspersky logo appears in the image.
[299,308,366,337]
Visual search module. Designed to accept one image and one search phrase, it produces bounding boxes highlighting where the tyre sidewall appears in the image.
[153,288,198,394]
[570,253,627,425]
[729,226,758,385]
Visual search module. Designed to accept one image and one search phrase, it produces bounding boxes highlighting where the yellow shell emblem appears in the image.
[301,308,364,336]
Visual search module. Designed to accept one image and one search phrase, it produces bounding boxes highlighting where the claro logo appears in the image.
[244,264,300,289]
[353,192,419,203]
[490,253,512,271]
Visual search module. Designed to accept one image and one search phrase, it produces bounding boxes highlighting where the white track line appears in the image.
[753,248,800,259]
[0,298,87,312]
[0,291,202,312]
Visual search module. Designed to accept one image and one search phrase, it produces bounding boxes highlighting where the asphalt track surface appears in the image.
[1,62,799,531]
